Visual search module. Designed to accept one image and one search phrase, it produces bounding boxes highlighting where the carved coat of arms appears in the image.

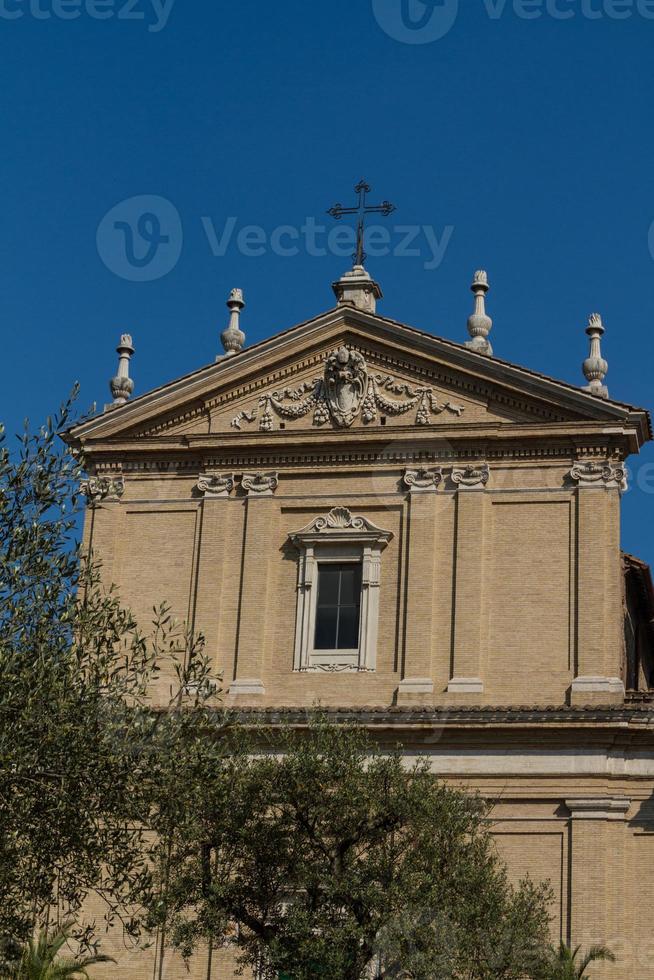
[323,347,368,428]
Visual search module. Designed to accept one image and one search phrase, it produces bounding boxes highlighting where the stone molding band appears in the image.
[86,458,629,504]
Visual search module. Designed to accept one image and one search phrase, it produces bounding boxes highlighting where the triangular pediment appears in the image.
[66,306,650,448]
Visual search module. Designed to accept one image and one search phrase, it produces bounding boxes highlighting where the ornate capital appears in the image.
[569,460,627,491]
[241,471,279,496]
[80,476,125,505]
[196,473,234,498]
[403,467,443,492]
[451,464,490,491]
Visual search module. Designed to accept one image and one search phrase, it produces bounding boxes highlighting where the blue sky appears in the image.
[2,0,654,558]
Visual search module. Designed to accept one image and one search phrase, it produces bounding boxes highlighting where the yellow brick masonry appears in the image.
[398,486,439,699]
[82,469,654,980]
[449,489,488,696]
[230,491,280,695]
[67,312,653,978]
[92,467,627,709]
[574,488,625,698]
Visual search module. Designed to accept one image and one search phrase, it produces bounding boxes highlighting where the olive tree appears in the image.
[0,397,218,966]
[143,720,554,980]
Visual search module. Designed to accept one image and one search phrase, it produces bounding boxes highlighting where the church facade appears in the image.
[67,264,654,979]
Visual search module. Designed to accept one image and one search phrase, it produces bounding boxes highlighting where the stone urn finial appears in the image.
[582,312,609,399]
[465,270,493,357]
[109,333,135,407]
[219,288,246,360]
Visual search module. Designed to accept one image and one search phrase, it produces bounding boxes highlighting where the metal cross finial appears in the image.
[327,179,396,267]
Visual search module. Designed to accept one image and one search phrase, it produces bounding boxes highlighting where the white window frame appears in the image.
[289,507,392,673]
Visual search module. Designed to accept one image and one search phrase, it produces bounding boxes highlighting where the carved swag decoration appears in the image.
[231,346,465,432]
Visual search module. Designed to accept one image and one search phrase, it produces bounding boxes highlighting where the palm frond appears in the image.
[578,944,616,974]
[10,921,115,980]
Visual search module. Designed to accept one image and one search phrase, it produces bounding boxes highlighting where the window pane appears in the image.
[317,564,340,605]
[314,606,338,649]
[314,563,362,652]
[339,564,362,605]
[337,604,360,649]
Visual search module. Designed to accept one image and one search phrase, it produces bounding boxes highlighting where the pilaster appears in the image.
[448,466,490,696]
[566,796,629,972]
[193,497,229,674]
[397,470,441,702]
[571,463,625,704]
[81,474,125,585]
[229,474,280,697]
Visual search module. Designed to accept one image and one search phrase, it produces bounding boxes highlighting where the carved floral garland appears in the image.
[231,347,465,431]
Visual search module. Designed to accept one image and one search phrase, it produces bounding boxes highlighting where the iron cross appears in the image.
[327,180,396,267]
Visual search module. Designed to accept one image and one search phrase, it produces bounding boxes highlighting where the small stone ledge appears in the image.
[565,796,631,821]
[571,676,625,706]
[447,677,484,694]
[397,678,435,695]
[228,678,266,696]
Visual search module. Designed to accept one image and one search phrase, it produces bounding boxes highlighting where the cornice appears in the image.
[228,704,654,730]
[106,343,575,442]
[81,420,633,473]
[84,420,633,451]
[64,307,650,447]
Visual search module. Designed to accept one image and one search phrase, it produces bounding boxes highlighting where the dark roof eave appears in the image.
[222,703,654,728]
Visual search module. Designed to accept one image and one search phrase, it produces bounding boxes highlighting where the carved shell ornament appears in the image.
[315,506,367,531]
[231,346,465,431]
